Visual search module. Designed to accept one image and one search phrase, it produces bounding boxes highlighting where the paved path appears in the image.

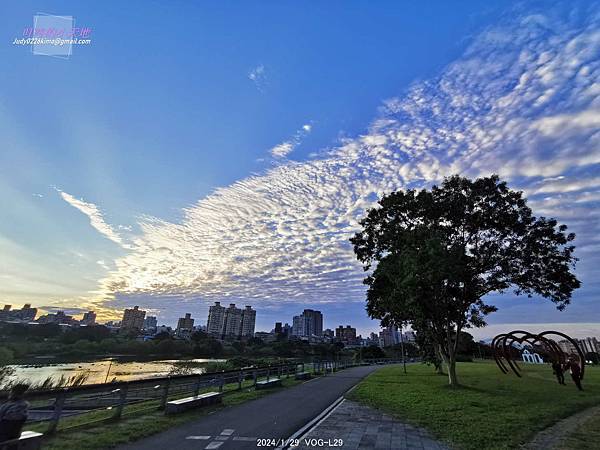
[295,399,448,450]
[523,404,600,450]
[117,365,380,450]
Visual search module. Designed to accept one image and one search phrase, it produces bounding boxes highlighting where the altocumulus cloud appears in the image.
[97,2,599,311]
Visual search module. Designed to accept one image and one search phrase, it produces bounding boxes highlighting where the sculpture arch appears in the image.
[492,330,584,381]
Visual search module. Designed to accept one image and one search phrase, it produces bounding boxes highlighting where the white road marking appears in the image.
[186,436,211,440]
[233,437,257,442]
[220,429,235,436]
[215,436,229,441]
[205,442,224,449]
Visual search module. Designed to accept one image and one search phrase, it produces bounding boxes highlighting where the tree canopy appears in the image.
[351,175,580,386]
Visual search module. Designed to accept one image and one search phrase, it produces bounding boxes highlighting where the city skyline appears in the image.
[1,1,599,340]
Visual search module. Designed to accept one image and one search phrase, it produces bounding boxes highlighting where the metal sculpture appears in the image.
[492,330,585,386]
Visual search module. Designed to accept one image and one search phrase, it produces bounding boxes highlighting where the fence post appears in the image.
[253,369,258,387]
[219,373,224,392]
[47,390,67,434]
[238,370,243,390]
[113,384,129,419]
[266,367,270,382]
[194,375,203,396]
[286,365,290,379]
[159,378,171,410]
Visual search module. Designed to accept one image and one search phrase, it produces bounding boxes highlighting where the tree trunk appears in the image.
[435,344,445,375]
[447,356,459,387]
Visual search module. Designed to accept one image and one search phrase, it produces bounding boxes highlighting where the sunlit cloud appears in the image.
[92,2,598,317]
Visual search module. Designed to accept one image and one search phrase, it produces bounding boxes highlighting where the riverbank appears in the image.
[3,357,227,387]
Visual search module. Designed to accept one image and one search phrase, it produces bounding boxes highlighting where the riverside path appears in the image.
[117,364,383,450]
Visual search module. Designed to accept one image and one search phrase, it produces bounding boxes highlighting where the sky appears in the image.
[0,1,599,340]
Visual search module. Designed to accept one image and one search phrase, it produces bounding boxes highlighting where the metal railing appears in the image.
[3,358,403,434]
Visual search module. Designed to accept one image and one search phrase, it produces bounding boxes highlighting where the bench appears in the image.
[165,392,222,415]
[0,431,43,450]
[255,378,282,390]
[294,371,312,380]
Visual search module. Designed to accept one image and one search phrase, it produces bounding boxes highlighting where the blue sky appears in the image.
[1,1,599,339]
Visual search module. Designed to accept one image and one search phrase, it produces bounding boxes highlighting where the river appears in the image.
[3,357,226,387]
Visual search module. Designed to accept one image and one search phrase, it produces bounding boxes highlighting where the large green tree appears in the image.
[351,175,580,386]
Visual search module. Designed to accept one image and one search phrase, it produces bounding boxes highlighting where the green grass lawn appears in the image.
[348,360,600,450]
[36,378,302,450]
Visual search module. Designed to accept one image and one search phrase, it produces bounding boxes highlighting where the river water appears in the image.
[3,357,226,387]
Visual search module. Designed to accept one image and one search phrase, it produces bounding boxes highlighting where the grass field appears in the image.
[36,377,302,450]
[348,360,600,450]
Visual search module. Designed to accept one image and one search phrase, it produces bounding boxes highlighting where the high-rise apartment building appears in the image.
[207,302,226,336]
[207,302,255,339]
[379,325,400,347]
[121,306,146,330]
[291,309,323,338]
[224,304,243,338]
[241,306,256,338]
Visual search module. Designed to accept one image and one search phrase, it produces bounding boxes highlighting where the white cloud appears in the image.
[248,64,267,91]
[270,142,294,158]
[96,2,600,316]
[268,123,313,158]
[58,190,127,248]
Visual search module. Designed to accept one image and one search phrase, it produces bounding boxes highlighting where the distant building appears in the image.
[274,322,283,334]
[143,316,158,331]
[37,310,76,326]
[121,306,146,330]
[292,309,323,338]
[336,325,357,343]
[224,304,243,338]
[207,302,226,336]
[81,311,97,326]
[379,326,401,348]
[578,337,600,354]
[0,304,37,322]
[176,313,195,338]
[292,315,304,337]
[557,339,578,354]
[241,306,256,338]
[207,302,255,339]
[324,328,334,338]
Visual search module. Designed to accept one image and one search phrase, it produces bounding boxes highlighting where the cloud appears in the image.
[96,2,599,320]
[248,64,267,91]
[269,123,313,158]
[270,142,294,158]
[471,323,600,341]
[58,190,128,247]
